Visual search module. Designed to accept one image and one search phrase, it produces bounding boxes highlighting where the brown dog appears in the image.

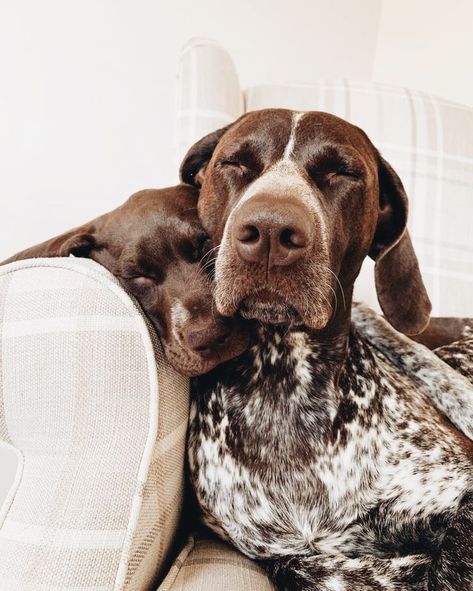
[182,109,473,590]
[3,185,248,376]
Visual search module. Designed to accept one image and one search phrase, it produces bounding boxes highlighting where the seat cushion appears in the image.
[158,536,274,591]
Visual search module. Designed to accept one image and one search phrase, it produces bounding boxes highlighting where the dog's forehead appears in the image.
[296,112,370,149]
[218,109,372,161]
[122,188,200,234]
[109,187,202,260]
[127,186,198,215]
[217,109,293,160]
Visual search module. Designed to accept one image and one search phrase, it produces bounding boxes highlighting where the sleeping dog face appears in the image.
[6,185,249,376]
[180,109,431,336]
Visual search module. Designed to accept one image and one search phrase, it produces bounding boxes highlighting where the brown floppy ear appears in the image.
[179,124,232,187]
[369,154,431,335]
[3,224,97,264]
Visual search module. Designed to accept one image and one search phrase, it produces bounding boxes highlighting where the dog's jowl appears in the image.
[182,109,473,591]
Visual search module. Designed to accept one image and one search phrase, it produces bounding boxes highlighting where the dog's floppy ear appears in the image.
[180,124,232,187]
[3,224,98,264]
[369,154,431,335]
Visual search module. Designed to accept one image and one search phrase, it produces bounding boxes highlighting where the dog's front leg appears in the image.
[262,552,430,591]
[428,493,473,591]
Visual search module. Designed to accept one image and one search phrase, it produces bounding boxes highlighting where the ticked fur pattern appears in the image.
[188,304,473,590]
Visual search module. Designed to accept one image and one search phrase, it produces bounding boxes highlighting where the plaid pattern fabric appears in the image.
[158,536,274,591]
[175,38,244,172]
[176,41,473,317]
[0,258,189,591]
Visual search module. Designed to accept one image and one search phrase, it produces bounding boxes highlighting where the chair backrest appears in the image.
[176,39,473,317]
[0,257,189,591]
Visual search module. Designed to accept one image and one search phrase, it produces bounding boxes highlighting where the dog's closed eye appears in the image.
[309,167,362,189]
[307,150,364,190]
[220,160,251,174]
[217,150,262,180]
[121,268,164,289]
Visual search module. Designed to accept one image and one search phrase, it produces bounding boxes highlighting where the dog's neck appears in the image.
[196,300,372,472]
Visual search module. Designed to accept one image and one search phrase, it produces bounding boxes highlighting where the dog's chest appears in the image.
[188,327,470,560]
[188,329,384,557]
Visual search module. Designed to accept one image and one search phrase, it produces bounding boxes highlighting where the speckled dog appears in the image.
[180,109,473,590]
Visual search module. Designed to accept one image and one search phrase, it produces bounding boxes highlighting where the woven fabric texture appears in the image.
[158,536,274,591]
[0,257,189,591]
[175,39,473,317]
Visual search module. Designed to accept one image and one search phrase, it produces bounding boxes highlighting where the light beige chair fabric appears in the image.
[175,39,473,318]
[0,257,189,591]
[159,536,274,591]
[175,38,244,173]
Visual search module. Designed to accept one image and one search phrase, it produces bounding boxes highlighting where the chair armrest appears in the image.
[174,38,244,170]
[0,257,189,591]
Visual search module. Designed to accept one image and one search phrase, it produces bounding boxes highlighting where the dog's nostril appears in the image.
[194,344,210,353]
[279,228,305,248]
[280,228,307,249]
[237,224,260,243]
[217,334,229,346]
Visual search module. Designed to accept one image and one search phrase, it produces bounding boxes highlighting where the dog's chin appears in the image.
[163,333,249,378]
[232,289,329,330]
[239,298,302,326]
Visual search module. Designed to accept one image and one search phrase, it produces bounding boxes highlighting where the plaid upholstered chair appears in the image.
[0,258,274,591]
[1,39,472,591]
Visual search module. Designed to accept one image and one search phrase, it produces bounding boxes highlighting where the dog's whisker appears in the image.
[327,267,346,311]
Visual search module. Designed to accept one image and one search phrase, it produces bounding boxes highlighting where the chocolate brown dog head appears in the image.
[6,185,248,375]
[180,109,431,335]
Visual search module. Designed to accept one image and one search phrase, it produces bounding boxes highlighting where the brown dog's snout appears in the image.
[232,196,312,267]
[184,318,232,359]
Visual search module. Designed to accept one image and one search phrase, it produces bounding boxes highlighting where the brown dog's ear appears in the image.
[369,155,431,335]
[179,124,232,187]
[4,224,97,264]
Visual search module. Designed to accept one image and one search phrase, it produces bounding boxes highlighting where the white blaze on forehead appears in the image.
[283,111,305,160]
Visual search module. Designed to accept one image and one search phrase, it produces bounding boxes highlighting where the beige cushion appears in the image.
[0,257,189,591]
[158,537,274,591]
[176,40,473,317]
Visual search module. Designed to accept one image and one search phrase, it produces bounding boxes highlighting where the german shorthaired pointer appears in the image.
[4,185,248,376]
[181,109,473,590]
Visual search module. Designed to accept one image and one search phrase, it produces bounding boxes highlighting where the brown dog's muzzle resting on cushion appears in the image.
[181,108,431,336]
[3,185,248,376]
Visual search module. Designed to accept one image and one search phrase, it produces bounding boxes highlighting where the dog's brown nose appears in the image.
[232,196,312,267]
[185,318,232,359]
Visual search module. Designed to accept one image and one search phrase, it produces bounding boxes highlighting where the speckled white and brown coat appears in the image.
[189,306,473,591]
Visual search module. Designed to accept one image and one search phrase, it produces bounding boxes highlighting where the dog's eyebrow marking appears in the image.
[283,111,305,161]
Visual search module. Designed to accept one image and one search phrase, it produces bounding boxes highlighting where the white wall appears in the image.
[0,0,382,260]
[374,0,473,106]
[1,1,472,260]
